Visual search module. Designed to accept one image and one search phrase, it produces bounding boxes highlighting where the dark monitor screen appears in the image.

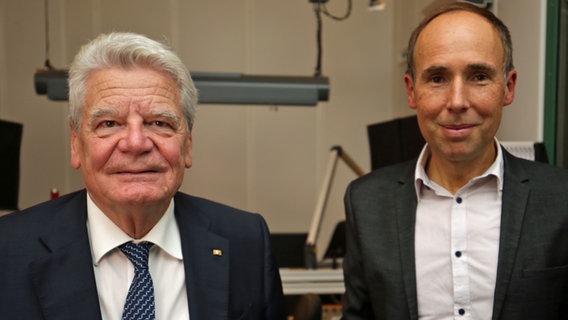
[0,120,22,210]
[367,115,425,170]
[270,233,307,268]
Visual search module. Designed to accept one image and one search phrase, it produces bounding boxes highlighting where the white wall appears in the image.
[497,0,547,141]
[0,0,547,256]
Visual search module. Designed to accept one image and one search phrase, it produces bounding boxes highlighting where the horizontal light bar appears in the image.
[34,69,329,106]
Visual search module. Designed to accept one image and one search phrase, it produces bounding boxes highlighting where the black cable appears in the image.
[322,0,352,21]
[312,0,352,77]
[44,0,53,69]
[313,3,323,77]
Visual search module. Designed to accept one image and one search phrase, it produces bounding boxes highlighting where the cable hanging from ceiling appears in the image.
[43,0,54,70]
[311,0,352,77]
[310,0,385,77]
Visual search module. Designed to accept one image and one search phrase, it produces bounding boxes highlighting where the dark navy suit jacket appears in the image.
[342,148,568,320]
[0,190,285,319]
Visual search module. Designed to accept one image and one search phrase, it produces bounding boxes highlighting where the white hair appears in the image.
[68,32,198,131]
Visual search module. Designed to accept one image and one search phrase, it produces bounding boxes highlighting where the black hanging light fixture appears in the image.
[33,0,69,101]
[34,1,329,106]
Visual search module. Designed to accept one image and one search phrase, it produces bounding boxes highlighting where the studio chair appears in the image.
[292,293,322,320]
[270,233,308,268]
[323,221,346,269]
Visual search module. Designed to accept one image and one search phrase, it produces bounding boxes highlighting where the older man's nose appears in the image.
[117,124,154,153]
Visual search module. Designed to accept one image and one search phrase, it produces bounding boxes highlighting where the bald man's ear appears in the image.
[503,70,517,107]
[404,74,417,109]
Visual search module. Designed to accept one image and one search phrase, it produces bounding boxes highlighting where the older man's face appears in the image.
[71,67,192,212]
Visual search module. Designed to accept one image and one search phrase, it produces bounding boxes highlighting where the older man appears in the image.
[342,2,568,320]
[0,32,284,320]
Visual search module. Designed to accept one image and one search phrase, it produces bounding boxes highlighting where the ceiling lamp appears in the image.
[34,71,330,106]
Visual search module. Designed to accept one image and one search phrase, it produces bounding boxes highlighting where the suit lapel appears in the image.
[395,163,420,320]
[492,152,530,320]
[30,191,102,320]
[175,194,230,320]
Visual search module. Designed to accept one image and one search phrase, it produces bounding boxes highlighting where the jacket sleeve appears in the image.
[258,214,286,319]
[342,183,376,320]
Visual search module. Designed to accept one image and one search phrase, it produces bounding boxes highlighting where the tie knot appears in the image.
[119,242,153,271]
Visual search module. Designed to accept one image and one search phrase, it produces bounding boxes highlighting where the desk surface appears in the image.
[0,210,14,217]
[279,268,344,295]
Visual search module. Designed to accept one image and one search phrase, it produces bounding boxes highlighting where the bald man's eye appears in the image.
[431,75,443,83]
[473,73,489,82]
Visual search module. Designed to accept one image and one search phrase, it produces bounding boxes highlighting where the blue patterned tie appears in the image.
[119,242,156,320]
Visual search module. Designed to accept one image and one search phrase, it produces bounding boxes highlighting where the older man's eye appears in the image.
[91,120,121,136]
[149,120,172,129]
[101,120,117,128]
[148,120,178,133]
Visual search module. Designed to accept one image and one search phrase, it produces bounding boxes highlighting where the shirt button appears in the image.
[455,251,462,258]
[456,197,463,204]
[458,308,466,315]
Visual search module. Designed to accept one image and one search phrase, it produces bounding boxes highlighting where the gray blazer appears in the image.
[0,190,285,320]
[342,148,568,320]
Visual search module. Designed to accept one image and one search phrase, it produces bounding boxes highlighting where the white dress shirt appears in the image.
[86,194,190,320]
[414,140,504,319]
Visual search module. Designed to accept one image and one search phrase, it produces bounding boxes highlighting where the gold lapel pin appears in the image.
[212,249,223,256]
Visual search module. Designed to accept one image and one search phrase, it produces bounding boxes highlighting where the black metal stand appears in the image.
[304,146,365,269]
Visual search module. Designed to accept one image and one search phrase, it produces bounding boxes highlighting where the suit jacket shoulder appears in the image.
[172,192,286,320]
[503,149,568,185]
[0,190,101,320]
[343,160,419,320]
[348,160,416,195]
[173,193,267,237]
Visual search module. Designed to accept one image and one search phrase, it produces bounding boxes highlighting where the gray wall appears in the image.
[0,0,547,254]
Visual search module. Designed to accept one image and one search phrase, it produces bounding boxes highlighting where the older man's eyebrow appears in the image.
[148,110,182,127]
[87,107,120,126]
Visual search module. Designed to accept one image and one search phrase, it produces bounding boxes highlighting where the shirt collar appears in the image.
[414,138,504,198]
[86,193,183,265]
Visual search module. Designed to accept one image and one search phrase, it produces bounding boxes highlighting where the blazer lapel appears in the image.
[395,162,420,320]
[492,152,530,320]
[30,191,102,320]
[175,194,230,320]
